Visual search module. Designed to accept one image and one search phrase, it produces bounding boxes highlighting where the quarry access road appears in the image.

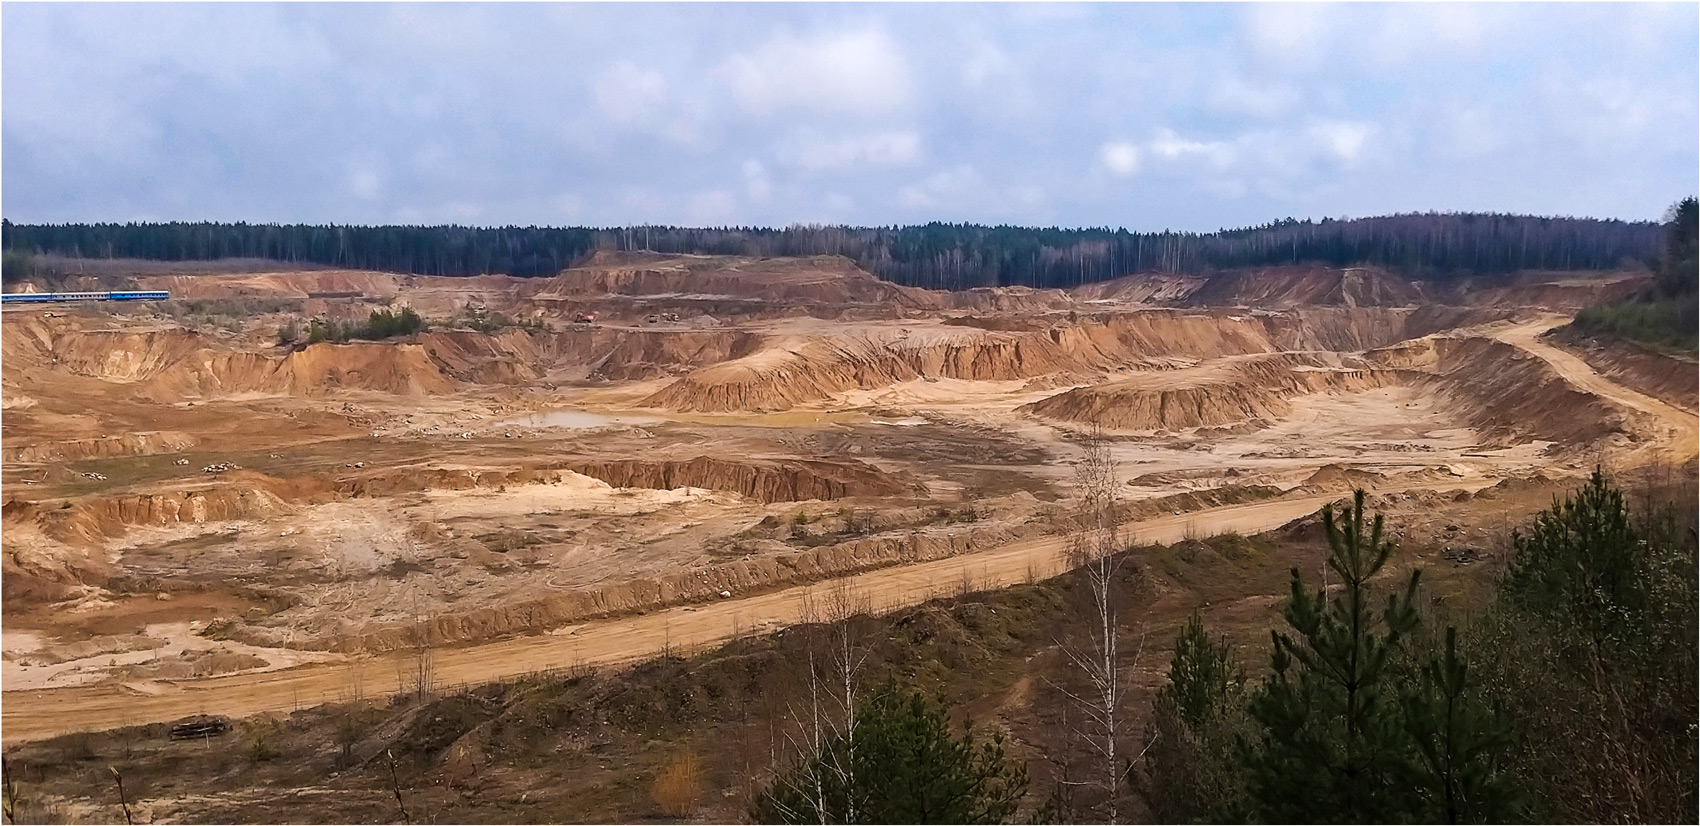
[1490,315,1699,461]
[1,481,1496,744]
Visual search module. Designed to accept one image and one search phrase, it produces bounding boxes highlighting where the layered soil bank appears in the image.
[1546,325,1698,412]
[3,256,1679,719]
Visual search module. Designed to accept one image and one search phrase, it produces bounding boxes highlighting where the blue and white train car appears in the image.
[1,290,170,304]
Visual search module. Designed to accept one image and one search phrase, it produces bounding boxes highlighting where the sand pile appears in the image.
[133,270,408,300]
[564,456,923,503]
[1183,266,1424,308]
[9,483,298,545]
[639,326,1083,412]
[538,251,945,308]
[636,307,1510,413]
[1546,324,1698,411]
[1066,266,1423,308]
[149,342,459,398]
[1418,337,1625,445]
[1071,273,1210,304]
[1019,354,1399,431]
[2,431,198,463]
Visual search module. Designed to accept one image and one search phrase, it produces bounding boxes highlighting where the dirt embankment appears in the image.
[1067,265,1422,308]
[1019,354,1398,431]
[640,328,1079,412]
[536,251,945,309]
[4,316,460,398]
[1024,327,1628,446]
[1544,325,1698,412]
[1184,266,1425,307]
[7,456,914,548]
[563,456,924,503]
[1372,336,1626,446]
[2,431,198,463]
[1430,271,1651,313]
[640,307,1507,413]
[5,314,778,399]
[289,521,1031,653]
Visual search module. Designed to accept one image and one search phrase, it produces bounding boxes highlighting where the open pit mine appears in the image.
[3,251,1695,743]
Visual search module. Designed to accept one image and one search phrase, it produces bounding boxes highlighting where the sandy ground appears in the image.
[0,480,1498,743]
[3,266,1692,744]
[1490,315,1698,461]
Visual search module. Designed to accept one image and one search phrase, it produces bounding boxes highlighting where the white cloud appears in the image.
[1548,73,1679,148]
[685,190,738,225]
[3,2,1693,228]
[1362,4,1495,67]
[786,131,921,171]
[899,165,981,209]
[743,160,772,203]
[1208,74,1300,119]
[1147,129,1238,170]
[1243,3,1339,70]
[1438,106,1505,159]
[594,60,668,124]
[346,166,383,200]
[1098,142,1141,177]
[962,39,1012,87]
[1307,120,1375,166]
[724,29,910,116]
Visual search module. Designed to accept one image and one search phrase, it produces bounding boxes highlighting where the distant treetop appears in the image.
[0,212,1661,291]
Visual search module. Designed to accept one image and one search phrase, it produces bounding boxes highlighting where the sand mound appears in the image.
[9,484,299,545]
[1070,273,1210,304]
[3,431,197,463]
[277,521,1029,653]
[564,456,922,503]
[4,315,459,398]
[638,307,1497,413]
[1418,337,1625,446]
[133,270,409,300]
[150,342,459,398]
[1434,271,1650,312]
[1019,354,1398,431]
[1301,463,1388,490]
[1546,325,1698,411]
[1184,266,1424,308]
[639,326,1086,412]
[1069,266,1423,308]
[538,251,944,307]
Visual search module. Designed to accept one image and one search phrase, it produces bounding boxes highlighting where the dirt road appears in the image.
[1,483,1494,744]
[1491,316,1698,460]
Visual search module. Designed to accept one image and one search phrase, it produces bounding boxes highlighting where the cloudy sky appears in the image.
[3,2,1695,230]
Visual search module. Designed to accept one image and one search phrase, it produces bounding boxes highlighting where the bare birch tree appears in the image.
[1053,428,1139,823]
[767,581,870,823]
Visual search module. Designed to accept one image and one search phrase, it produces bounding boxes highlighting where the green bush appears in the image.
[299,308,426,344]
[752,681,1027,824]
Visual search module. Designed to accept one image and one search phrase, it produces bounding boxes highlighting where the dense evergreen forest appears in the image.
[1,213,1661,290]
[1572,197,1698,353]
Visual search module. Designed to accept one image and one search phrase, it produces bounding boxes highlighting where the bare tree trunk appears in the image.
[1054,428,1132,823]
[108,767,132,826]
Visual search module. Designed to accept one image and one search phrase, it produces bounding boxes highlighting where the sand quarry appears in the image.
[3,252,1695,742]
